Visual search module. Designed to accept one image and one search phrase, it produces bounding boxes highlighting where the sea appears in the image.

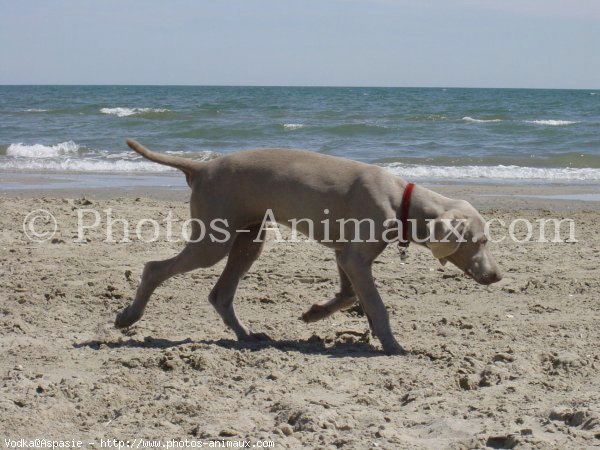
[1,86,599,186]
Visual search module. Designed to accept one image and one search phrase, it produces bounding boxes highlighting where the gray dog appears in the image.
[115,140,502,355]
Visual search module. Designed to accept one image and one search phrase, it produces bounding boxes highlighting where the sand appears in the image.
[1,186,599,449]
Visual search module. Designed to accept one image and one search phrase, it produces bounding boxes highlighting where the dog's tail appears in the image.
[126,139,200,186]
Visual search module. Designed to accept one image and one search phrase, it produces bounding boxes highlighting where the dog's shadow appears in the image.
[74,335,383,358]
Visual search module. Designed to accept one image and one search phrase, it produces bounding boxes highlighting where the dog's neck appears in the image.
[405,184,454,243]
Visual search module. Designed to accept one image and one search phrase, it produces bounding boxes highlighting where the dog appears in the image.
[115,140,502,355]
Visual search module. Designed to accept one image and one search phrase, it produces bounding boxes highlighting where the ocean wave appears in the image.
[175,127,266,139]
[406,114,448,122]
[0,146,220,172]
[283,123,304,130]
[525,120,578,126]
[462,116,503,123]
[376,152,600,169]
[103,150,220,162]
[325,123,392,136]
[24,108,49,112]
[4,153,597,180]
[164,150,221,161]
[100,107,171,117]
[382,163,600,181]
[0,158,173,172]
[6,141,80,158]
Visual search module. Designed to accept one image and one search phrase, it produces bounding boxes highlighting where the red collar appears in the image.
[399,182,415,247]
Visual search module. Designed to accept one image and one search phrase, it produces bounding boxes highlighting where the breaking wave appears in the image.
[383,163,600,181]
[0,159,172,172]
[462,116,503,123]
[283,123,305,130]
[100,107,171,117]
[0,144,219,172]
[524,120,578,126]
[6,141,80,158]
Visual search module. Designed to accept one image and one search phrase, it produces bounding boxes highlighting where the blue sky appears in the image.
[1,0,598,88]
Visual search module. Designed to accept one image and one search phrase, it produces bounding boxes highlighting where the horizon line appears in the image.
[0,84,598,91]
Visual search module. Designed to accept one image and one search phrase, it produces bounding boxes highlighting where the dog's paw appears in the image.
[114,306,141,329]
[301,304,330,323]
[251,332,272,342]
[241,331,272,342]
[382,341,407,356]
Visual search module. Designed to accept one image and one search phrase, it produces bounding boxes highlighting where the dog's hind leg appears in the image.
[209,226,268,341]
[115,240,229,329]
[301,251,357,323]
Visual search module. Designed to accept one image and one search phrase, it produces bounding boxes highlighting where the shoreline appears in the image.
[2,170,600,210]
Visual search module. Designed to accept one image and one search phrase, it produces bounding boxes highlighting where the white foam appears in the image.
[0,158,173,172]
[4,142,598,181]
[165,150,221,161]
[100,107,170,117]
[383,163,600,181]
[6,141,80,158]
[103,150,219,162]
[525,119,577,126]
[283,123,304,130]
[1,145,218,172]
[462,116,502,123]
[24,108,48,112]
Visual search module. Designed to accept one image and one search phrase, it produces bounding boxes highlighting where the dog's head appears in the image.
[426,202,502,285]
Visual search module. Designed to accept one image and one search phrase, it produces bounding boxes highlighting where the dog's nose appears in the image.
[487,271,502,284]
[477,271,502,285]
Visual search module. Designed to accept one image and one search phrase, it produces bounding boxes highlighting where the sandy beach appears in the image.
[1,184,599,449]
[3,0,600,445]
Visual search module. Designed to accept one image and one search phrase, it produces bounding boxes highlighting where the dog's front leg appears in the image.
[337,250,405,355]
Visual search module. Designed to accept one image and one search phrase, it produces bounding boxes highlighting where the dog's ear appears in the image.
[427,210,468,260]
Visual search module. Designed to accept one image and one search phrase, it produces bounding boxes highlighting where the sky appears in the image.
[1,0,599,88]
